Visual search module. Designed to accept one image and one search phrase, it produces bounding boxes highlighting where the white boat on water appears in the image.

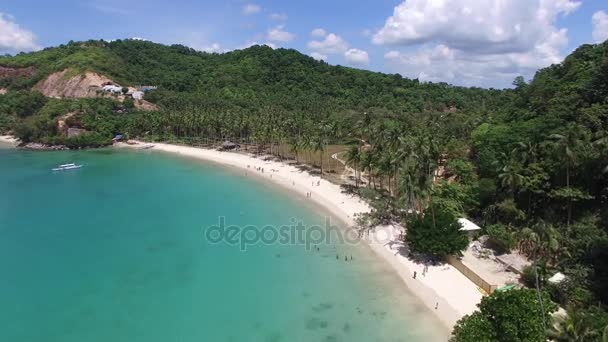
[52,163,83,171]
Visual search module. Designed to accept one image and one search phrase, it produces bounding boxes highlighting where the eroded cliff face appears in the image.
[33,69,113,98]
[32,69,158,111]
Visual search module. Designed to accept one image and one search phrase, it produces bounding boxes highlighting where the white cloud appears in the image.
[267,25,295,42]
[0,13,39,54]
[200,43,224,53]
[592,11,608,43]
[269,13,288,21]
[384,41,565,87]
[308,33,349,55]
[373,0,579,52]
[375,0,581,87]
[311,28,327,38]
[309,52,328,61]
[344,48,370,66]
[243,4,261,15]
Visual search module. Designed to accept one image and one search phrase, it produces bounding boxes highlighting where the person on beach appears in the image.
[413,271,417,279]
[435,302,438,310]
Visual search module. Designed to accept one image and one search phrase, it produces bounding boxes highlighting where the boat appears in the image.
[141,144,155,150]
[52,163,83,171]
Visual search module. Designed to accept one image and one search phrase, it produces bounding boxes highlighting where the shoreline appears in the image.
[0,135,19,146]
[0,136,481,330]
[118,141,483,329]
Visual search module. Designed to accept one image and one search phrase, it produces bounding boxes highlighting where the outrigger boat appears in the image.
[52,163,83,171]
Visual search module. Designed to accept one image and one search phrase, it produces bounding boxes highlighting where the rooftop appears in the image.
[458,218,482,231]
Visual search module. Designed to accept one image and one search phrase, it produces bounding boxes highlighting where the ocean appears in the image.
[0,145,447,341]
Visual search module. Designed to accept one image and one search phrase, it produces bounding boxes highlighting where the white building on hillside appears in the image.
[102,85,123,94]
[131,91,144,100]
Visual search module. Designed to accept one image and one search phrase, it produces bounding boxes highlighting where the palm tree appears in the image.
[498,160,525,197]
[312,135,327,174]
[513,141,539,166]
[550,132,577,188]
[345,145,362,189]
[517,221,563,265]
[290,138,302,163]
[549,127,587,228]
[547,310,599,342]
[398,158,422,216]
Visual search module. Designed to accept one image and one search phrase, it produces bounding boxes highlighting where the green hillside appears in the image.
[0,39,501,110]
[0,39,506,147]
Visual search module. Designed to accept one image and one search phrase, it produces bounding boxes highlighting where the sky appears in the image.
[0,0,607,88]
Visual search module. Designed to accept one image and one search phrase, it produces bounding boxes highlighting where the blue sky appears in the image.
[1,0,607,88]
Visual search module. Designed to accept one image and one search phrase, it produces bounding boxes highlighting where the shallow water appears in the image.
[0,146,448,341]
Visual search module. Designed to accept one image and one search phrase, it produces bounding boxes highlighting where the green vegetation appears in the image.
[1,38,607,338]
[451,288,557,342]
[405,203,469,258]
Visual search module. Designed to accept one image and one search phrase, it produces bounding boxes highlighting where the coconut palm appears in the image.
[517,221,563,264]
[547,310,599,342]
[549,127,589,228]
[498,160,525,196]
[345,144,362,189]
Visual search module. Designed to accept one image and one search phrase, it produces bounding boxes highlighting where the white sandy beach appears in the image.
[118,141,483,329]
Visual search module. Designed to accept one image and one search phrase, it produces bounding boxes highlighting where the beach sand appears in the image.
[118,141,483,329]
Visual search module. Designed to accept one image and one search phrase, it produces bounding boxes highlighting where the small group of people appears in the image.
[336,254,353,261]
[413,265,431,280]
[247,165,266,174]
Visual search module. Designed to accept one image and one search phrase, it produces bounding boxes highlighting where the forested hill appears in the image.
[0,39,501,113]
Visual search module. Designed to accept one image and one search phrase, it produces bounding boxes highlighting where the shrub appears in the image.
[446,158,477,184]
[486,224,515,254]
[521,265,538,288]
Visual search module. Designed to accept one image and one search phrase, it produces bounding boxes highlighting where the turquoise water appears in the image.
[0,145,447,342]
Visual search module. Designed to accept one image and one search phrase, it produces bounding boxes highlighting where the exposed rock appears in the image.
[67,127,88,138]
[0,88,6,95]
[21,142,68,151]
[33,69,159,111]
[33,69,114,98]
[0,66,35,79]
[56,112,77,135]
